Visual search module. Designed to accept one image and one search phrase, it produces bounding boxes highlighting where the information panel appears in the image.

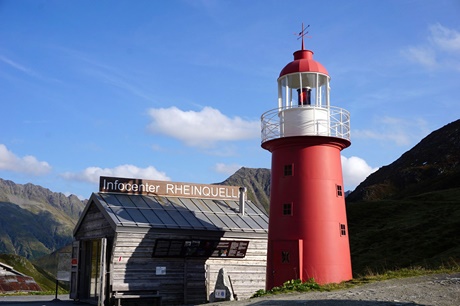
[56,252,71,281]
[152,239,249,258]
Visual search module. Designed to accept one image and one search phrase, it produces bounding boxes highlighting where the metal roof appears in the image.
[279,49,328,77]
[0,263,41,292]
[78,192,268,234]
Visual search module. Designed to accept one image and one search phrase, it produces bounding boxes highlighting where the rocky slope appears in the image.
[0,178,86,259]
[217,167,271,212]
[347,119,460,201]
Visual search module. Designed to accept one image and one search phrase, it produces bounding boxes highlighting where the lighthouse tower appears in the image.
[261,30,352,288]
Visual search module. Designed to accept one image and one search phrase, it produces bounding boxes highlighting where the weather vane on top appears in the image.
[295,23,311,50]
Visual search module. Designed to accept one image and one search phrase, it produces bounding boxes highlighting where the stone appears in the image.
[209,268,235,302]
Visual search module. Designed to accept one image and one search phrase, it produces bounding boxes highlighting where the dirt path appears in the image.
[203,273,460,306]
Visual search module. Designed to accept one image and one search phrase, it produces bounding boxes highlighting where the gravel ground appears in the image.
[0,273,458,306]
[202,273,460,306]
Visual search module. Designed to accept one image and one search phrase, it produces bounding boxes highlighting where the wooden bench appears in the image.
[113,290,162,306]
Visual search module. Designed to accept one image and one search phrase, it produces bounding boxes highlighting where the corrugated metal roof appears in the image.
[0,263,41,293]
[88,192,268,233]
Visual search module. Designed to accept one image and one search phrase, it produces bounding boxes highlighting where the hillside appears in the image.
[0,253,67,292]
[347,119,460,201]
[345,119,460,275]
[347,188,460,275]
[0,178,86,259]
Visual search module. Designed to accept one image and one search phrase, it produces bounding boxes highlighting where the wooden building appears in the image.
[70,176,268,305]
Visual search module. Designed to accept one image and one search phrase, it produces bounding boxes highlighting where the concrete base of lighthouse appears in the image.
[262,136,352,288]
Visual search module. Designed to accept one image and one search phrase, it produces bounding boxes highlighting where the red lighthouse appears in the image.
[261,31,352,288]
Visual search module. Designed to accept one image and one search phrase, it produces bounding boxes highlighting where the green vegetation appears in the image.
[32,244,72,279]
[0,253,68,294]
[0,202,76,259]
[252,278,323,297]
[251,265,460,298]
[347,187,460,276]
[0,178,85,260]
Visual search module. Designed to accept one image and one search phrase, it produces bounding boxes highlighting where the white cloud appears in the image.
[354,116,429,146]
[429,23,460,52]
[0,144,52,175]
[401,47,437,69]
[341,155,378,190]
[85,67,153,101]
[402,23,460,70]
[0,54,61,83]
[147,106,259,148]
[0,54,37,76]
[61,164,170,184]
[214,163,241,175]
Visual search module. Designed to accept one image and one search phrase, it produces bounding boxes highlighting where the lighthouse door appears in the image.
[272,240,301,287]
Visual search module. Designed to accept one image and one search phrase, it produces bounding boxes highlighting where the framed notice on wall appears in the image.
[152,239,249,258]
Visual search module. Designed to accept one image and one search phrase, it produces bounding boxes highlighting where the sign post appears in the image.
[54,252,71,301]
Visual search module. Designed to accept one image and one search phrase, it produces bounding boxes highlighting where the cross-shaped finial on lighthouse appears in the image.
[296,23,311,50]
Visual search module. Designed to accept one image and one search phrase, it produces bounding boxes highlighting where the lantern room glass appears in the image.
[278,73,330,109]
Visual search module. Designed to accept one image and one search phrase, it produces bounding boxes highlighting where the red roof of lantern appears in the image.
[279,49,329,77]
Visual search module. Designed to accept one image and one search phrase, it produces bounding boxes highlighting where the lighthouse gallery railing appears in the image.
[261,105,350,143]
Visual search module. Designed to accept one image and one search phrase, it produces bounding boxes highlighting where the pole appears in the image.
[53,279,60,301]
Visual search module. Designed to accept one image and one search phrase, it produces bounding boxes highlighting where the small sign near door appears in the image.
[156,266,166,275]
[214,289,226,299]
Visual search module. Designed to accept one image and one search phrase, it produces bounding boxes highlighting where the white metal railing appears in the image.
[261,105,350,143]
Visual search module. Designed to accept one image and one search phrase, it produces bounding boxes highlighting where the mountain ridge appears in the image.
[347,119,460,201]
[0,178,86,259]
[0,178,85,218]
[217,167,271,212]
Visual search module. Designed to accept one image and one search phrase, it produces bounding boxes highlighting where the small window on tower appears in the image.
[340,224,347,236]
[284,164,293,176]
[281,251,290,263]
[337,185,343,197]
[283,203,292,216]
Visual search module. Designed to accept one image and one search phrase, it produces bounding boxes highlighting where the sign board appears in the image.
[156,267,166,275]
[152,239,249,258]
[214,289,226,299]
[99,176,242,200]
[57,252,71,281]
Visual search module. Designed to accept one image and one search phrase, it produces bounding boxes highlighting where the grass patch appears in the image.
[347,188,460,276]
[252,278,324,298]
[0,253,68,293]
[251,264,460,298]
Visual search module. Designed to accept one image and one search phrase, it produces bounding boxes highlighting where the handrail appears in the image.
[261,105,350,143]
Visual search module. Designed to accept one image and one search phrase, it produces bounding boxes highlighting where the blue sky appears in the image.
[1,0,459,199]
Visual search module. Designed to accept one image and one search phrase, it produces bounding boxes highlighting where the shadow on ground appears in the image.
[216,299,423,306]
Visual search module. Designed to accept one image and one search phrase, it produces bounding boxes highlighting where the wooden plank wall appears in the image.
[110,231,267,305]
[75,202,113,240]
[205,240,267,300]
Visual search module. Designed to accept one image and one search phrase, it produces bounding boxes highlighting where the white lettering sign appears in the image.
[99,176,242,200]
